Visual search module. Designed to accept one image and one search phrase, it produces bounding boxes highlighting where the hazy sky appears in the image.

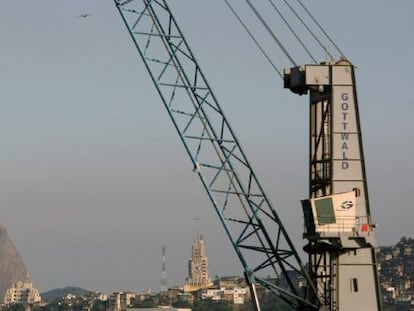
[1,0,413,294]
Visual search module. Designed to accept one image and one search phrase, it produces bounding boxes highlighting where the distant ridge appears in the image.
[41,286,92,302]
[0,225,28,301]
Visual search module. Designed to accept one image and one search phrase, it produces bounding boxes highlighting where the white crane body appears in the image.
[285,59,382,310]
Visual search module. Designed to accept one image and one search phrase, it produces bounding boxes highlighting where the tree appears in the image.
[92,299,108,311]
[193,299,232,311]
[172,300,192,308]
[133,297,156,308]
[5,304,25,311]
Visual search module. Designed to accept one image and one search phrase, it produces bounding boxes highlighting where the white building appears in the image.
[4,274,41,305]
[201,287,249,304]
[108,291,137,311]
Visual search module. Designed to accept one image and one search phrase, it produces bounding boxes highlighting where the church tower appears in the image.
[184,234,213,292]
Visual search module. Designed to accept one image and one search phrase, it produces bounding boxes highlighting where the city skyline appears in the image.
[1,0,413,294]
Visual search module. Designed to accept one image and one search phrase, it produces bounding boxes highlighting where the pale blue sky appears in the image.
[0,0,413,294]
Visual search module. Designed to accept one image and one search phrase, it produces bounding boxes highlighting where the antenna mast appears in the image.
[161,246,167,293]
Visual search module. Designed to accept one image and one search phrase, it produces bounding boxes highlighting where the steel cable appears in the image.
[224,0,345,78]
[244,0,297,67]
[278,0,335,60]
[266,0,317,64]
[295,0,345,58]
[223,0,283,79]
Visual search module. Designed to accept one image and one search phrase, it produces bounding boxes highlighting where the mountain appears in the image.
[41,286,92,302]
[0,225,28,301]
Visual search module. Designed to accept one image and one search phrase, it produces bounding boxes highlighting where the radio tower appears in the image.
[160,246,167,293]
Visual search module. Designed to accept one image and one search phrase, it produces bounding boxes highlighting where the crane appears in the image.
[285,61,383,310]
[113,0,382,310]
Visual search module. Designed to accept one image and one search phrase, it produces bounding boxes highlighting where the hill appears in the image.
[41,286,92,302]
[0,225,28,301]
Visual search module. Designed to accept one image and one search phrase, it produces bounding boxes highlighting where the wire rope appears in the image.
[244,0,297,67]
[266,0,317,64]
[223,0,283,79]
[224,0,345,77]
[295,0,345,58]
[277,0,334,61]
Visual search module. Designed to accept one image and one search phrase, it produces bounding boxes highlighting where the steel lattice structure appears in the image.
[114,0,320,309]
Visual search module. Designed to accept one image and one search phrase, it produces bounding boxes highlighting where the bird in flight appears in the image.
[78,13,91,18]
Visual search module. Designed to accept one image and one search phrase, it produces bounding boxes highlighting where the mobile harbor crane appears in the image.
[114,1,382,310]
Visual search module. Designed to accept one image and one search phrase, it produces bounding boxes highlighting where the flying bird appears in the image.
[78,13,91,18]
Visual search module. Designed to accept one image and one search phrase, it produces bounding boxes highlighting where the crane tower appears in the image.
[284,60,382,310]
